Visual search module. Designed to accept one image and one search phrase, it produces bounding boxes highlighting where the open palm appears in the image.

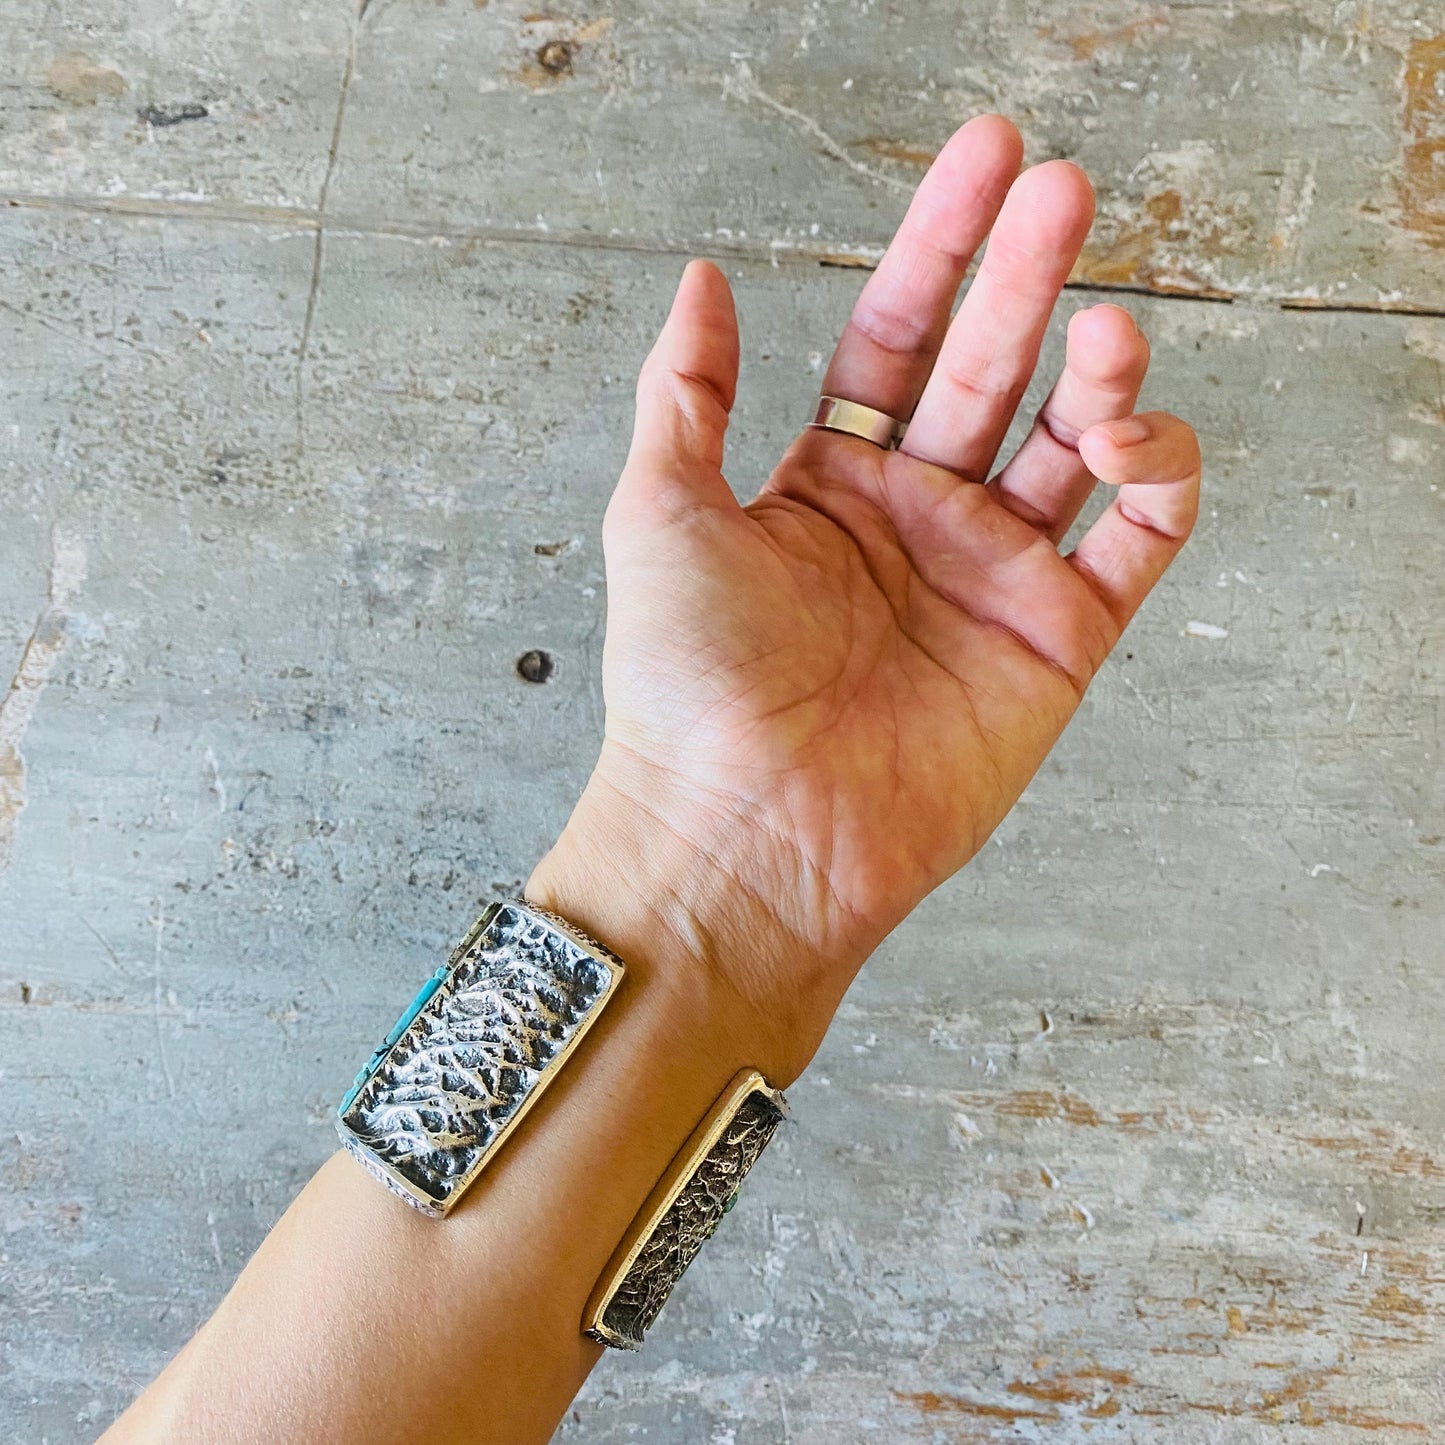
[562,117,1200,1055]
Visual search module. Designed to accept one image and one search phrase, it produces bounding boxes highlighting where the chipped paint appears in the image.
[1075,181,1241,299]
[0,530,85,871]
[45,52,126,105]
[1398,35,1445,245]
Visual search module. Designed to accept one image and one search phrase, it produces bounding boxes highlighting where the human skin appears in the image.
[99,114,1200,1444]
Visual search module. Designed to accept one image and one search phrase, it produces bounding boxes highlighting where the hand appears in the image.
[531,115,1200,1081]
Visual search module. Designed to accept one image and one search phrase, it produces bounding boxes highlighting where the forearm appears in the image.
[101,792,831,1445]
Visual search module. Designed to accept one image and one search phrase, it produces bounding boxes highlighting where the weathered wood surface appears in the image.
[2,1,1443,309]
[1,2,1443,1442]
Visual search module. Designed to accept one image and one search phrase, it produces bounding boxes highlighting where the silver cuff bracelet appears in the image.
[584,1069,789,1350]
[336,899,625,1217]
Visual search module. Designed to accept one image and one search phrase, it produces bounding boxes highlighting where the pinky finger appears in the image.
[1068,411,1201,628]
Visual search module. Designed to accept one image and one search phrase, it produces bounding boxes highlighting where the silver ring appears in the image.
[808,395,906,450]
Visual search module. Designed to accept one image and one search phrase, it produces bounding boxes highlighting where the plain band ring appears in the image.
[809,395,906,450]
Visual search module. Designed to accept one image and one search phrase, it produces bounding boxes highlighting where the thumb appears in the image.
[616,259,741,520]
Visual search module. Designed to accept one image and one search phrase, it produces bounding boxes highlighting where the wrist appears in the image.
[525,755,840,1087]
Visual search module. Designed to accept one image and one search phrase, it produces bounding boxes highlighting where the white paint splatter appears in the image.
[204,746,227,812]
[952,1112,982,1144]
[0,529,86,870]
[1184,620,1229,640]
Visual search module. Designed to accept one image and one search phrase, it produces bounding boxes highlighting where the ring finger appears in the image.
[987,303,1151,543]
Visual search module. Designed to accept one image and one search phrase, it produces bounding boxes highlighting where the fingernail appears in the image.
[1103,416,1151,446]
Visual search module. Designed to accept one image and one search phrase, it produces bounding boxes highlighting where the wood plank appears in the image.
[1,203,1441,1439]
[2,1,1442,307]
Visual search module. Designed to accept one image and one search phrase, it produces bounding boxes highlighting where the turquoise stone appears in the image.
[338,965,451,1117]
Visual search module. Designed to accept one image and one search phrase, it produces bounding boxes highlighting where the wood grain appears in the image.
[2,1,1443,308]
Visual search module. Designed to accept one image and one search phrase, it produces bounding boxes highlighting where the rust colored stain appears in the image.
[893,1390,1054,1424]
[855,138,938,168]
[1298,1130,1445,1180]
[1257,1373,1426,1433]
[1039,15,1167,60]
[996,1090,1103,1126]
[1364,1283,1428,1319]
[1075,1366,1132,1386]
[1398,36,1445,246]
[516,15,614,87]
[1073,187,1238,299]
[1145,189,1183,227]
[1004,1364,1131,1416]
[1007,1375,1091,1404]
[1176,1367,1431,1433]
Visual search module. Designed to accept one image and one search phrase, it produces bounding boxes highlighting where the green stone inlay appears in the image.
[339,966,451,1117]
[384,966,449,1046]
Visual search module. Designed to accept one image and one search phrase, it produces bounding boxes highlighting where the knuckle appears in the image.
[848,295,935,360]
[979,234,1061,301]
[940,349,1025,406]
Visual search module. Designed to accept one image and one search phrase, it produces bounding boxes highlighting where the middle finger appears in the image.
[900,160,1095,482]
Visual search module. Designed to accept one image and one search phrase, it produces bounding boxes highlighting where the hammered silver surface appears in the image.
[338,902,615,1213]
[594,1089,787,1350]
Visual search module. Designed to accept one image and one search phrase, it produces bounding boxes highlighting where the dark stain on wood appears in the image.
[536,39,575,76]
[516,648,554,683]
[139,102,209,127]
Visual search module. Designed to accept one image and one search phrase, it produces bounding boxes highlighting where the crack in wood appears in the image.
[296,21,361,456]
[3,192,1443,320]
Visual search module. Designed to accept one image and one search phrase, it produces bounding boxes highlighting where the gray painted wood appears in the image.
[2,1,1443,308]
[1,2,1443,1440]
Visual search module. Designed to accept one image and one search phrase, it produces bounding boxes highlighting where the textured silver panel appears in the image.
[589,1082,787,1350]
[337,900,622,1216]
